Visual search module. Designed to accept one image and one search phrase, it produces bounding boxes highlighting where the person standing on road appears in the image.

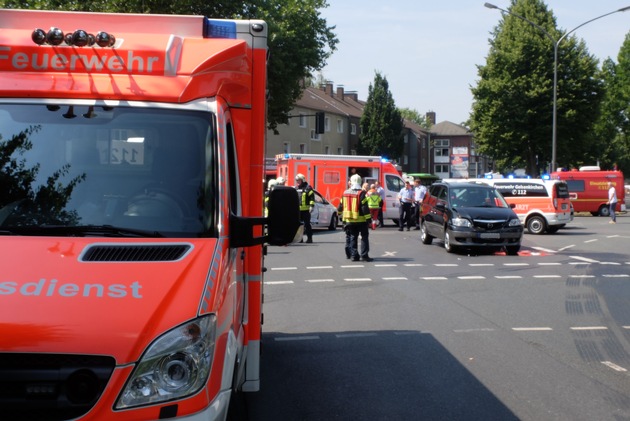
[367,183,383,230]
[607,181,618,224]
[398,180,414,231]
[340,174,372,261]
[295,173,315,242]
[374,181,385,226]
[413,179,427,230]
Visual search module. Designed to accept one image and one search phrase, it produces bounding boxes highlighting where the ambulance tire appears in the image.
[526,215,546,235]
[227,367,248,421]
[328,213,338,230]
[598,205,610,217]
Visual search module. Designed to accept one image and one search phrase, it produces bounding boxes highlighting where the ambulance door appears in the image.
[383,173,406,221]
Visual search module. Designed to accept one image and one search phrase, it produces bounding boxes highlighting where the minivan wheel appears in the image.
[526,216,546,235]
[420,221,433,244]
[444,231,455,253]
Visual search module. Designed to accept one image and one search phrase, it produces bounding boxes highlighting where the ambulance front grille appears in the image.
[0,353,115,421]
[81,243,192,262]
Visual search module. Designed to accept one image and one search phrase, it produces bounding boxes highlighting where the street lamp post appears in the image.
[484,3,630,173]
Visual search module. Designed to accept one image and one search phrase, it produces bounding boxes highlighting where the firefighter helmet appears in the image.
[295,173,306,183]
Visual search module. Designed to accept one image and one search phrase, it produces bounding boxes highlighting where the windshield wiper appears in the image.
[4,224,164,238]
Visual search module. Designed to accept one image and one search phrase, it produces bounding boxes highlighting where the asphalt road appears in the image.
[246,214,630,421]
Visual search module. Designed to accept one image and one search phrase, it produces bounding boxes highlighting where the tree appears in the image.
[358,72,404,159]
[470,0,603,176]
[0,0,338,132]
[399,108,430,129]
[594,32,630,174]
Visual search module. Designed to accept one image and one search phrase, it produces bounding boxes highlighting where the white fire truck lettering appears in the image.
[0,46,160,73]
[0,278,143,298]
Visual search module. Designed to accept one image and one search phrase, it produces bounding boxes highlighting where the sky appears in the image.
[318,1,630,125]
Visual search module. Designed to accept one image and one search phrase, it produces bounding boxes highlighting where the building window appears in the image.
[324,145,330,154]
[299,113,306,128]
[300,143,306,153]
[435,164,449,173]
[325,116,330,132]
[350,123,356,135]
[435,148,449,156]
[434,138,449,147]
[338,147,344,154]
[283,142,290,153]
[310,129,320,141]
[337,119,344,133]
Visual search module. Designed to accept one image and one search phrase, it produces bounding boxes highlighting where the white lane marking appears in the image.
[504,263,529,266]
[375,264,397,267]
[569,262,591,265]
[570,326,608,331]
[570,255,599,263]
[495,276,522,279]
[470,263,494,267]
[341,264,364,268]
[623,326,630,329]
[558,245,575,252]
[603,274,630,278]
[404,263,425,267]
[421,276,448,280]
[383,277,408,281]
[569,275,595,278]
[458,276,486,280]
[271,267,297,271]
[307,265,333,269]
[601,361,628,372]
[533,275,562,279]
[435,263,458,267]
[512,327,553,331]
[585,239,598,244]
[275,335,319,341]
[538,262,562,266]
[600,262,621,265]
[305,279,335,283]
[265,281,294,285]
[532,246,557,253]
[344,278,372,282]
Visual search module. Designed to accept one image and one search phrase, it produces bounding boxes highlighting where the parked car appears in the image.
[310,190,338,230]
[420,181,524,255]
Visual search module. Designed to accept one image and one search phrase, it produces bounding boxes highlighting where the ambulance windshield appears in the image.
[0,104,213,237]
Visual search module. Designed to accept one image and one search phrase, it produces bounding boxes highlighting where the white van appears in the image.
[481,179,573,234]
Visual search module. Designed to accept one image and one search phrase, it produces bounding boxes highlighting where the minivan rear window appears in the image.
[554,182,570,198]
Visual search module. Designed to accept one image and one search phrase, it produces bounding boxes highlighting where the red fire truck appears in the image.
[0,9,299,420]
[550,167,626,216]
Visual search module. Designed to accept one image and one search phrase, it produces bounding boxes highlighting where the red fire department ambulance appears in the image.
[0,9,300,421]
[550,167,626,216]
[275,153,406,224]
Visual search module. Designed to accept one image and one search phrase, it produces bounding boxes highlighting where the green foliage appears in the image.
[358,72,404,159]
[594,32,630,174]
[399,107,430,129]
[0,0,338,132]
[470,0,602,176]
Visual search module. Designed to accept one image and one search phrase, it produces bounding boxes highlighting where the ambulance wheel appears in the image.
[598,205,610,217]
[526,215,546,235]
[328,213,338,230]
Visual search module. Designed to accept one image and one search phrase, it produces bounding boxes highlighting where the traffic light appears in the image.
[315,111,325,134]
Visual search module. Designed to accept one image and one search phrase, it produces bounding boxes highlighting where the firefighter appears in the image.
[340,174,372,261]
[295,173,315,243]
[264,178,277,217]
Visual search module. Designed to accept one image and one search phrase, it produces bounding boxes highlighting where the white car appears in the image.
[310,190,338,230]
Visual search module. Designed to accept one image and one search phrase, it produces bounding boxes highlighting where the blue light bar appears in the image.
[541,173,550,180]
[204,19,237,39]
[381,158,389,163]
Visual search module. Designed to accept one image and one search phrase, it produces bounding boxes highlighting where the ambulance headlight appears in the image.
[116,315,216,409]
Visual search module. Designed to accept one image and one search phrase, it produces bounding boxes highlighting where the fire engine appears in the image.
[0,8,300,421]
[275,153,406,224]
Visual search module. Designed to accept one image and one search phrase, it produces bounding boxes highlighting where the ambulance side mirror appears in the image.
[266,186,303,245]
